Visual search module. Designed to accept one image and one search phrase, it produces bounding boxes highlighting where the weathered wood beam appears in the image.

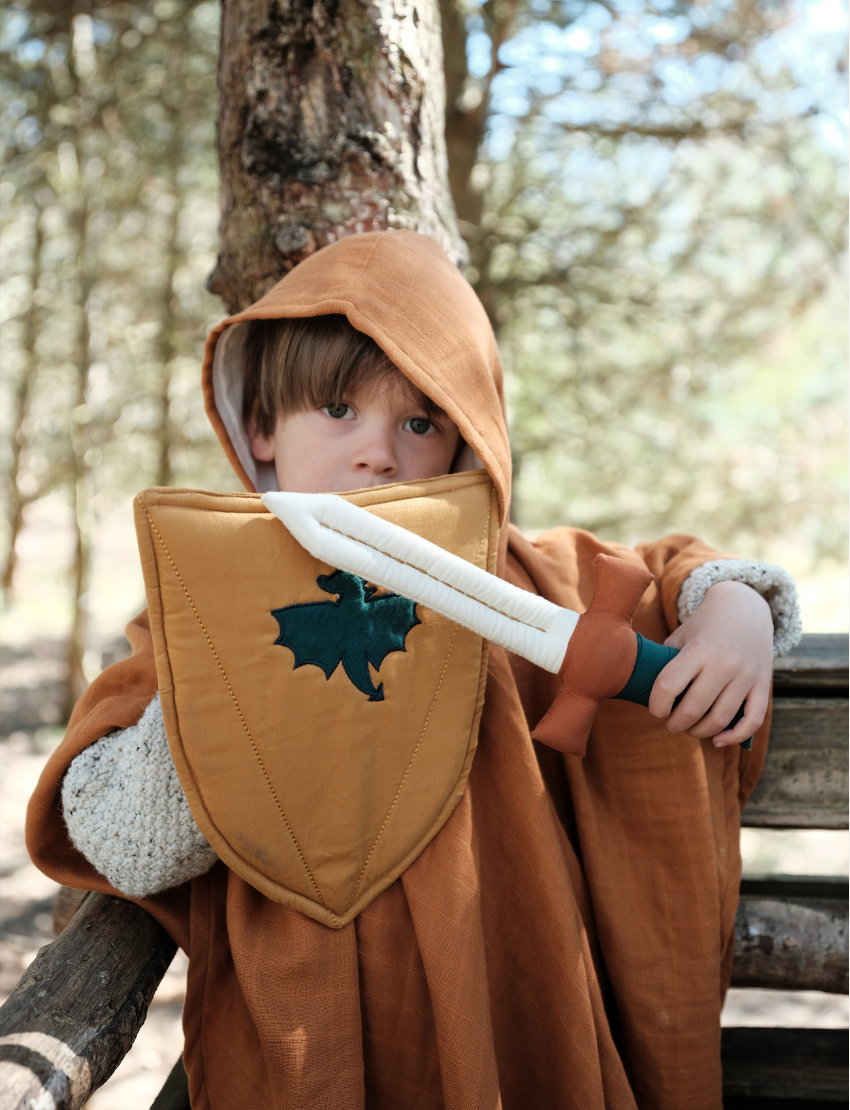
[730,877,848,994]
[772,632,849,691]
[742,696,848,828]
[721,1027,849,1103]
[150,1055,190,1110]
[743,634,848,829]
[0,893,176,1110]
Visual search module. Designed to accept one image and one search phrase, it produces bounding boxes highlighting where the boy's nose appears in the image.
[352,433,398,482]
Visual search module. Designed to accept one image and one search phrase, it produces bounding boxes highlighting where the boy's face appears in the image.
[249,374,461,494]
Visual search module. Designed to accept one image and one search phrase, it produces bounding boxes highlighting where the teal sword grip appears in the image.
[613,634,752,751]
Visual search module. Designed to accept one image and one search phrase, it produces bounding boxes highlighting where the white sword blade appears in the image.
[261,491,578,674]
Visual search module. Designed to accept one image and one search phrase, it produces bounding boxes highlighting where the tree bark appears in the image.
[210,0,464,313]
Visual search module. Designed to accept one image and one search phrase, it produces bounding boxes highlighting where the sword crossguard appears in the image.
[532,554,654,758]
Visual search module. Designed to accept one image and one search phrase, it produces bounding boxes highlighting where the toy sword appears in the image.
[262,491,749,756]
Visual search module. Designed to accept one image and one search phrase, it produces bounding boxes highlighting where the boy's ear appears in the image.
[246,402,276,462]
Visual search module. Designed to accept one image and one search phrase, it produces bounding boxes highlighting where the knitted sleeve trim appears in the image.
[677,559,803,658]
[61,693,217,897]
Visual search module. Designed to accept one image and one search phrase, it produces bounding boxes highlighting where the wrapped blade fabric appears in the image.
[26,231,772,1110]
[262,490,579,674]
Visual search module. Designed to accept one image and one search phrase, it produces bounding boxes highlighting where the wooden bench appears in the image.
[723,633,848,1108]
[0,634,846,1109]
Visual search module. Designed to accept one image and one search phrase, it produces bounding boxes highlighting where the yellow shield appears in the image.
[134,471,498,928]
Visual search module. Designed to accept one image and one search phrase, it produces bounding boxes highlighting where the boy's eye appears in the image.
[323,403,351,420]
[405,417,434,436]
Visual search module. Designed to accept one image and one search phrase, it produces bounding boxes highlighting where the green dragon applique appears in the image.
[271,570,421,701]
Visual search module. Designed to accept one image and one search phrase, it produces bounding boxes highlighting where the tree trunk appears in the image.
[155,188,179,489]
[210,0,464,313]
[2,207,44,597]
[154,48,187,490]
[64,180,95,719]
[62,31,97,720]
[439,0,487,232]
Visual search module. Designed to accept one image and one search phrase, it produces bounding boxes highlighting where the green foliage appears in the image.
[452,0,848,561]
[490,125,847,556]
[0,0,231,560]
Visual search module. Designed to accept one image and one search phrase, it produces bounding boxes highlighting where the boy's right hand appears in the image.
[647,580,773,748]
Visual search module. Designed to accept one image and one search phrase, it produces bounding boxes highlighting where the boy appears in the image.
[28,231,799,1110]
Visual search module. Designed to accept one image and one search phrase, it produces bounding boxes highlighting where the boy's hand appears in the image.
[647,581,774,747]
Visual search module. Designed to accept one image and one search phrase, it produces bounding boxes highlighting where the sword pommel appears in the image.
[532,555,653,758]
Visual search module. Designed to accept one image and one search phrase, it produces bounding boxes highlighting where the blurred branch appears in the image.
[441,0,525,231]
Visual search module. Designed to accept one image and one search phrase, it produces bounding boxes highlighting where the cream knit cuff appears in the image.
[677,560,802,658]
[62,694,217,897]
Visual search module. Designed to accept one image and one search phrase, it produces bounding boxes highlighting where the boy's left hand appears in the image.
[647,580,774,747]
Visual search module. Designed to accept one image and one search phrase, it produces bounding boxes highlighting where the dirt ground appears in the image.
[1,635,847,1108]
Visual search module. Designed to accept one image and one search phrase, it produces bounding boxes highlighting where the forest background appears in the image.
[0,0,847,714]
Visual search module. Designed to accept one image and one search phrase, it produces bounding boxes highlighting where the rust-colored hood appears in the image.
[202,230,512,522]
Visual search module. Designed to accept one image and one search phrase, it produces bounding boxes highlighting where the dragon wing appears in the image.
[271,599,344,678]
[362,593,421,670]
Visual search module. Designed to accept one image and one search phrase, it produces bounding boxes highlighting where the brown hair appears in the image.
[242,315,441,438]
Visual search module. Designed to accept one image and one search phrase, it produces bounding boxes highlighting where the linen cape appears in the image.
[27,230,769,1110]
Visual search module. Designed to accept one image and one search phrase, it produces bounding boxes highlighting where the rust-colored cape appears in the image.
[27,231,769,1110]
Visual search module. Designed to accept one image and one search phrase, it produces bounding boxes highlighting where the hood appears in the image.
[202,230,511,523]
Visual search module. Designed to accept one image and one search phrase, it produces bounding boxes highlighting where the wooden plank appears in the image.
[723,1099,843,1110]
[739,874,848,900]
[150,1056,190,1110]
[721,1028,848,1102]
[731,888,848,994]
[0,893,176,1110]
[52,887,89,936]
[772,633,849,691]
[742,697,848,829]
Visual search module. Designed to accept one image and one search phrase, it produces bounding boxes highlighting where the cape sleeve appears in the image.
[507,525,735,635]
[26,610,160,894]
[632,533,738,634]
[506,526,772,809]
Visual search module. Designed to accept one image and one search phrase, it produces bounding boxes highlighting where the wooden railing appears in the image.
[723,633,848,1107]
[0,634,846,1109]
[743,634,847,830]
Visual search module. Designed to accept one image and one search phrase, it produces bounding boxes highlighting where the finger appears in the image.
[663,625,687,650]
[647,651,702,720]
[683,677,751,740]
[665,669,730,734]
[712,684,770,747]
